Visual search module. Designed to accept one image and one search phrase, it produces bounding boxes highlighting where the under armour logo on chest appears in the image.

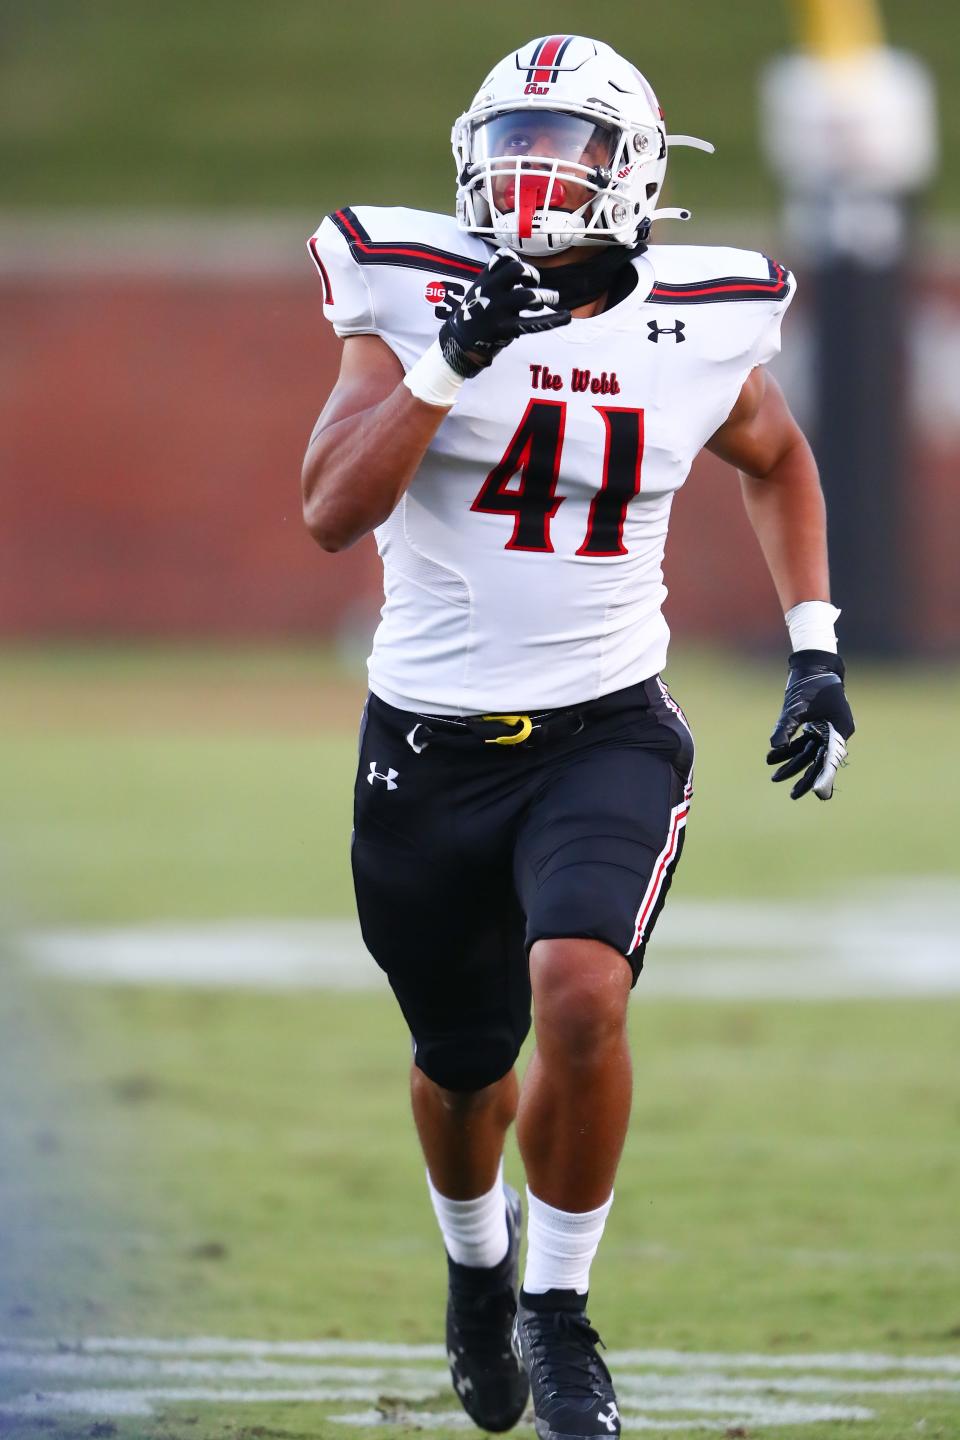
[367,762,398,790]
[647,319,685,343]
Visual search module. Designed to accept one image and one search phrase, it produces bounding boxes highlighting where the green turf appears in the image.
[2,646,958,926]
[2,646,959,1438]
[2,974,959,1438]
[0,1,956,216]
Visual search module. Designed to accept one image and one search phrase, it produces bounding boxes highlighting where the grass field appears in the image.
[2,645,959,927]
[1,647,959,1439]
[1,1,957,217]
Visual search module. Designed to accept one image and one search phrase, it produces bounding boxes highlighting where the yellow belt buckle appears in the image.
[482,713,533,746]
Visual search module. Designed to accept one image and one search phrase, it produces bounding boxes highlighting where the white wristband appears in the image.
[403,340,465,409]
[785,600,841,654]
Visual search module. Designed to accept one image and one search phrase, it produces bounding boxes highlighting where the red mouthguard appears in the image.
[504,175,568,238]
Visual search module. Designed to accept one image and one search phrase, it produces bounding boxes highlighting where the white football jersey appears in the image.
[308,206,795,715]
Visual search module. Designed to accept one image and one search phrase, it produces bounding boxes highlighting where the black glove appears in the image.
[767,650,855,801]
[439,247,571,378]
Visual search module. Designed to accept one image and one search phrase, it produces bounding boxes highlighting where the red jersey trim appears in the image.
[649,258,791,305]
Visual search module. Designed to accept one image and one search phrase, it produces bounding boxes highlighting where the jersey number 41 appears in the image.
[471,400,643,557]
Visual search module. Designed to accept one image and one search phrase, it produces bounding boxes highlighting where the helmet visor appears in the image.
[471,110,618,170]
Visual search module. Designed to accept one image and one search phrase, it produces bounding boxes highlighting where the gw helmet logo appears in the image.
[367,762,399,790]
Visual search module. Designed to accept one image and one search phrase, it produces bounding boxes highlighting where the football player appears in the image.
[302,35,854,1440]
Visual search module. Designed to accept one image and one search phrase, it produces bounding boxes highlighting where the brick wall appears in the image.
[2,268,956,650]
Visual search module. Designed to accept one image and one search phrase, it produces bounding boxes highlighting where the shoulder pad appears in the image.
[307,212,377,337]
[646,245,795,306]
[326,205,487,283]
[307,207,489,339]
[645,245,796,366]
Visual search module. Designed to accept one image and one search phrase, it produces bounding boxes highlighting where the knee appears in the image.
[411,1064,518,1123]
[529,938,631,1062]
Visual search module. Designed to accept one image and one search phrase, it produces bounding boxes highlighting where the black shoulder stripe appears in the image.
[331,208,485,282]
[649,256,791,305]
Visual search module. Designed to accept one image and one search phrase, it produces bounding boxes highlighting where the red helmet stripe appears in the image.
[532,34,569,83]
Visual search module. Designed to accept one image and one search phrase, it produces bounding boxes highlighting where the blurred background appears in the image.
[1,0,958,653]
[1,3,958,1437]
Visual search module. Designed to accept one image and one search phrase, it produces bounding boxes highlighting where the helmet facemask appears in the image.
[455,105,664,255]
[452,37,714,256]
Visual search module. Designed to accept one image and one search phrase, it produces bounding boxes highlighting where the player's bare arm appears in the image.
[302,251,568,551]
[708,365,854,799]
[302,335,446,552]
[707,364,830,612]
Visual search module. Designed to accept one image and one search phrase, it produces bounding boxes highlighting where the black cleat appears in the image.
[445,1183,529,1432]
[513,1289,620,1440]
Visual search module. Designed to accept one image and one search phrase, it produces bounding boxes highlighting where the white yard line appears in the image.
[0,1353,450,1385]
[330,1404,876,1430]
[607,1349,960,1374]
[0,1389,879,1428]
[17,880,960,999]
[3,1351,958,1395]
[5,1337,959,1372]
[0,1336,442,1359]
[2,1337,958,1430]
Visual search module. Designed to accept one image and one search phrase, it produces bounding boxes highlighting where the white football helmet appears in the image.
[452,35,714,255]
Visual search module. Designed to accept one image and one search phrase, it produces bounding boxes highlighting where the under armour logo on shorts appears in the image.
[367,762,399,790]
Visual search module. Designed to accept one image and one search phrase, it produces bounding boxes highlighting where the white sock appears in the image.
[522,1187,614,1296]
[426,1160,509,1269]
